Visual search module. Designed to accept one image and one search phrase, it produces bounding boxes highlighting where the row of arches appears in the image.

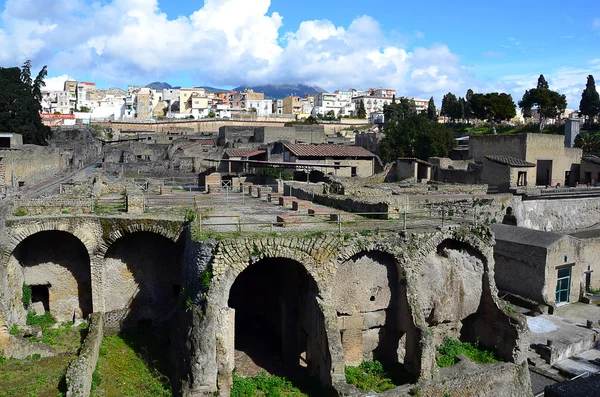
[218,239,502,391]
[6,229,183,324]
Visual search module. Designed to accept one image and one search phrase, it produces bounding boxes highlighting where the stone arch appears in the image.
[226,256,333,388]
[96,221,183,258]
[3,219,101,262]
[331,249,420,383]
[6,230,94,324]
[101,229,184,328]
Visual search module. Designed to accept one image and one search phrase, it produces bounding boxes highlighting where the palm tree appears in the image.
[575,132,600,154]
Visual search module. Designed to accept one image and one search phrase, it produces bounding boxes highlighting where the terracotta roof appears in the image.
[397,157,433,167]
[179,140,215,149]
[284,144,376,158]
[224,148,266,157]
[485,155,536,168]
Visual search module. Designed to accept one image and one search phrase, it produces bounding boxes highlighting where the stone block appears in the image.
[279,196,296,207]
[276,215,301,227]
[308,207,329,217]
[268,193,282,203]
[257,186,273,198]
[31,301,46,316]
[160,185,173,195]
[363,310,386,329]
[292,200,311,211]
[362,328,383,360]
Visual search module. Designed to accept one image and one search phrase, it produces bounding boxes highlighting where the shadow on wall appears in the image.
[228,257,331,388]
[332,251,420,377]
[14,230,93,322]
[103,231,184,330]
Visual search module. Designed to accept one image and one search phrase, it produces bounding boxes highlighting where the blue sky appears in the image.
[0,0,598,107]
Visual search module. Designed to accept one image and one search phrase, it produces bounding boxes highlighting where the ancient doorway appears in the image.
[103,231,183,325]
[536,159,553,186]
[13,231,93,322]
[228,258,330,383]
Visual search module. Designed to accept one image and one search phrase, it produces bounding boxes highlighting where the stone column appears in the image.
[216,307,235,397]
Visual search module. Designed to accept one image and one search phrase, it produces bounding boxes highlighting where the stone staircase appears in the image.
[95,194,126,213]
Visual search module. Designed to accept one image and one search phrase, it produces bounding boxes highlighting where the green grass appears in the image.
[344,360,414,393]
[231,372,308,397]
[90,329,171,397]
[13,209,27,217]
[0,354,73,397]
[21,284,32,310]
[436,337,499,367]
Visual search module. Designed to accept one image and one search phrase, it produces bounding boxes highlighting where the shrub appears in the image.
[9,324,20,335]
[345,360,396,392]
[199,266,214,291]
[231,372,303,397]
[436,337,498,367]
[22,284,32,309]
[14,209,27,216]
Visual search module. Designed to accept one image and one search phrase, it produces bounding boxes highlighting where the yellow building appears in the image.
[283,96,303,114]
[179,88,206,113]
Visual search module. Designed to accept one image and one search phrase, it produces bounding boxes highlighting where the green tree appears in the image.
[207,110,216,118]
[356,100,367,119]
[470,92,517,133]
[574,132,599,154]
[427,97,437,120]
[0,61,51,145]
[379,114,456,162]
[464,89,475,122]
[518,74,567,131]
[78,105,92,113]
[441,93,460,122]
[579,75,599,128]
[383,97,417,125]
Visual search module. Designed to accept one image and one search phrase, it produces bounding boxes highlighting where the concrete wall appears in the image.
[480,159,511,191]
[574,235,600,291]
[396,161,417,181]
[494,241,548,304]
[580,159,600,185]
[469,134,528,163]
[546,237,581,305]
[524,134,582,187]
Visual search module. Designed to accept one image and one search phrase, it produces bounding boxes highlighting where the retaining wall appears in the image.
[65,312,104,397]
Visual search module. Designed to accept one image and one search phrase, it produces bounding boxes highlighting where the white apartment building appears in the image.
[246,99,273,116]
[352,96,393,117]
[76,82,96,109]
[312,92,355,117]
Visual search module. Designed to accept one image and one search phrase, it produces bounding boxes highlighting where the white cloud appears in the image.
[43,74,75,91]
[593,17,600,30]
[483,51,505,58]
[497,59,600,109]
[0,0,512,103]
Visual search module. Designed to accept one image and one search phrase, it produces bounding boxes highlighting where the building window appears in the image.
[556,267,571,304]
[517,171,527,186]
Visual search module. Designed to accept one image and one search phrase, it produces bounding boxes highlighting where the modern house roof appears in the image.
[491,224,566,249]
[224,148,265,157]
[284,144,376,158]
[485,155,536,168]
[582,155,600,165]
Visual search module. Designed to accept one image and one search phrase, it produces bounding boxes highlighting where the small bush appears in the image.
[345,360,396,392]
[22,283,32,309]
[436,337,498,367]
[199,266,214,291]
[9,324,20,335]
[185,209,196,222]
[14,209,27,216]
[231,372,303,397]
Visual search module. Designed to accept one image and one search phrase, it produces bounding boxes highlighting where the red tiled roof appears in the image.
[485,155,536,167]
[284,144,375,158]
[224,148,266,157]
[179,140,215,149]
[397,157,434,167]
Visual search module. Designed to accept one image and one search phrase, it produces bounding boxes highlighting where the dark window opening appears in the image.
[31,284,50,313]
[351,166,358,177]
[172,284,181,298]
[517,171,527,186]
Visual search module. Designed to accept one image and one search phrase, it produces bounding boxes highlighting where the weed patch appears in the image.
[436,337,499,367]
[231,372,306,397]
[345,360,413,392]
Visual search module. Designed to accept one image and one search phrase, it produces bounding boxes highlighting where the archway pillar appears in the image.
[317,299,346,385]
[90,256,106,314]
[216,307,235,396]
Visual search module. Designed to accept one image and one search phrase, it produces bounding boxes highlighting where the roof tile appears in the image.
[485,155,536,167]
[284,144,375,158]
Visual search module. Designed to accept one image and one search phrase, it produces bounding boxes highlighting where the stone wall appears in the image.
[66,312,104,397]
[175,228,527,396]
[2,145,61,189]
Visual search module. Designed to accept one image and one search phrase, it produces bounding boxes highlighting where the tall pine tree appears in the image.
[427,97,436,120]
[0,60,51,145]
[579,75,599,128]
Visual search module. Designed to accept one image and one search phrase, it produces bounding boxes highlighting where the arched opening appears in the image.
[11,230,92,322]
[228,257,331,385]
[103,231,183,326]
[332,251,418,379]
